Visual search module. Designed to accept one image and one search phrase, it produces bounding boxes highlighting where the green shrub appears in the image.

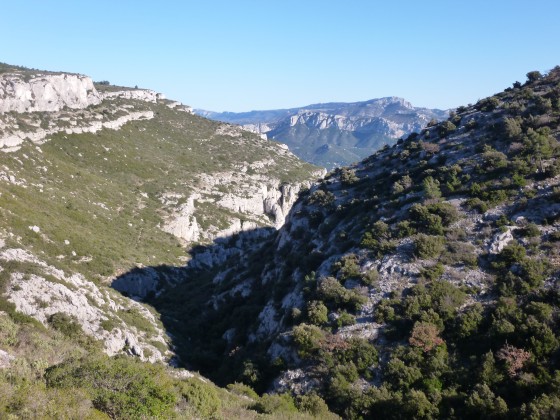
[414,235,445,259]
[179,378,222,419]
[420,263,445,281]
[308,189,335,206]
[426,202,460,226]
[296,393,332,416]
[317,277,368,311]
[423,176,442,200]
[481,146,508,172]
[438,121,457,137]
[47,313,83,339]
[465,197,488,213]
[476,97,500,112]
[409,204,444,235]
[333,254,361,280]
[361,232,397,258]
[307,300,329,326]
[0,314,19,346]
[520,222,540,238]
[526,71,543,83]
[252,393,298,415]
[340,168,359,185]
[336,311,356,327]
[45,355,177,419]
[226,382,259,400]
[292,323,326,359]
[456,303,484,339]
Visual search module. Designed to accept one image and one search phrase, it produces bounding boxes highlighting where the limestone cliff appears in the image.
[0,72,101,113]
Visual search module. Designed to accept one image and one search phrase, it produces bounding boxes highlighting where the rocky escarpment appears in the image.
[198,97,448,169]
[160,166,319,244]
[0,72,101,113]
[0,72,166,152]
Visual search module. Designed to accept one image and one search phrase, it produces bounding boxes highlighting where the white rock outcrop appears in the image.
[0,247,169,362]
[0,73,101,113]
[0,110,154,152]
[102,89,164,103]
[489,227,515,254]
[161,195,201,243]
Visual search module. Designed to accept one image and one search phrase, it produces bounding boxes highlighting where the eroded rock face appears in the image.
[0,72,164,152]
[160,172,319,245]
[101,89,163,103]
[0,73,101,113]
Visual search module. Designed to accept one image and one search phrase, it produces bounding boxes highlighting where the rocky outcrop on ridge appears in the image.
[0,71,165,152]
[0,72,101,114]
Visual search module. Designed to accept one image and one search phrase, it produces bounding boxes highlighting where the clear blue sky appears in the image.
[1,0,559,112]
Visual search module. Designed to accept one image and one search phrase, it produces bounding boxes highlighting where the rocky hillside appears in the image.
[198,98,447,169]
[0,63,333,418]
[148,68,560,418]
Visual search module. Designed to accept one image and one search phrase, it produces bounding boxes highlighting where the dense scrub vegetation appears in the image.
[0,306,335,418]
[151,67,560,418]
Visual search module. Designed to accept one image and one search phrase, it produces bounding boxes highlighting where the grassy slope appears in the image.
[0,99,317,281]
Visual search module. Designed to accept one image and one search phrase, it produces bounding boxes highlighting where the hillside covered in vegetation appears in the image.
[0,63,331,418]
[149,67,560,418]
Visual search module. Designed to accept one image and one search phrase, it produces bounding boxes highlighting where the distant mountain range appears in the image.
[196,97,448,169]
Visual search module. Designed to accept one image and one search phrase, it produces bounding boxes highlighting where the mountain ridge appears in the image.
[196,97,447,169]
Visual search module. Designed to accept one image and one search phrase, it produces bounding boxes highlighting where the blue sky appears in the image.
[2,1,559,112]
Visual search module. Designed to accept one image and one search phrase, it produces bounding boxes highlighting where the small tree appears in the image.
[526,71,543,83]
[497,344,531,378]
[414,234,445,259]
[423,176,442,200]
[409,321,444,352]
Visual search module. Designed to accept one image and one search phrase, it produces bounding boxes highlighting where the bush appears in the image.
[481,146,508,172]
[179,378,222,419]
[226,382,259,400]
[426,202,460,226]
[526,71,543,83]
[308,190,335,206]
[465,197,488,213]
[334,254,361,280]
[420,263,444,281]
[476,97,500,112]
[296,393,332,416]
[438,121,457,137]
[252,393,298,415]
[317,277,368,311]
[47,312,83,339]
[423,176,442,200]
[307,300,328,326]
[45,355,177,419]
[409,204,444,235]
[292,323,326,358]
[414,235,445,259]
